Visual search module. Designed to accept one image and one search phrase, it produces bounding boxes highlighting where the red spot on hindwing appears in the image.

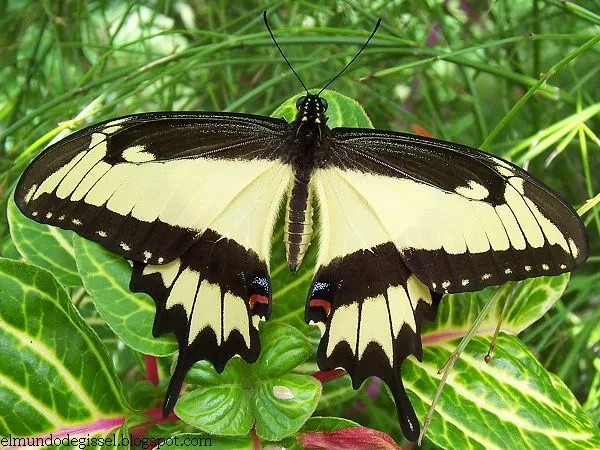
[249,294,269,309]
[309,298,332,315]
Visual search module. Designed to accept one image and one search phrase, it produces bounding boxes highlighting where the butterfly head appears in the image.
[296,94,328,125]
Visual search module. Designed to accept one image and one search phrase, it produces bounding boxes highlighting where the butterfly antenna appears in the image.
[264,11,309,94]
[317,18,381,95]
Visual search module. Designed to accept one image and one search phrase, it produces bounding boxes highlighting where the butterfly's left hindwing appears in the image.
[14,112,294,413]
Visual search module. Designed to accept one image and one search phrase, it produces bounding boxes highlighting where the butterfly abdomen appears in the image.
[284,170,314,271]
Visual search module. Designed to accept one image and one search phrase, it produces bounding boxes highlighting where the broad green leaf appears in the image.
[0,258,126,436]
[157,433,253,450]
[73,236,176,356]
[405,334,600,449]
[176,358,255,436]
[127,379,160,410]
[254,373,322,441]
[254,322,313,377]
[271,89,373,129]
[176,323,321,441]
[7,193,82,287]
[424,274,570,340]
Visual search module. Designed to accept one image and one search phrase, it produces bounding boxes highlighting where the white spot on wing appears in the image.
[442,280,450,289]
[542,264,549,270]
[102,125,122,134]
[96,230,107,237]
[505,268,512,274]
[568,238,579,259]
[122,145,155,163]
[143,259,181,288]
[455,180,489,200]
[525,265,532,271]
[24,184,38,203]
[560,264,567,269]
[105,118,129,127]
[143,250,152,262]
[120,242,130,251]
[72,219,81,225]
[45,212,53,218]
[481,273,492,280]
[461,279,469,286]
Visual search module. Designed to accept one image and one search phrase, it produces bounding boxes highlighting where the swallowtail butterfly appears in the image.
[14,13,588,441]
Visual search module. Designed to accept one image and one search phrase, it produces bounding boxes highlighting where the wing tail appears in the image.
[131,229,270,412]
[306,242,441,441]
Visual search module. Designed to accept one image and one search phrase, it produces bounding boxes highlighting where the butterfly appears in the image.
[13,12,588,442]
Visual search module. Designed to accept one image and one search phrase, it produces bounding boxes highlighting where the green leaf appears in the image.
[73,236,177,356]
[0,257,126,436]
[127,379,160,410]
[176,323,321,441]
[254,321,313,377]
[7,192,82,287]
[271,89,373,128]
[177,358,255,436]
[424,274,570,340]
[405,334,600,449]
[254,373,321,441]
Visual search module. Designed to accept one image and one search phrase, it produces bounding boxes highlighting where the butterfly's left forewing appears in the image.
[15,112,294,412]
[308,126,588,439]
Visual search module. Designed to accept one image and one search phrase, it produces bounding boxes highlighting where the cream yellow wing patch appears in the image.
[313,166,581,293]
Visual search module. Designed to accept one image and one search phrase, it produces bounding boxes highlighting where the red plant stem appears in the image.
[312,368,346,383]
[145,354,159,386]
[251,426,261,450]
